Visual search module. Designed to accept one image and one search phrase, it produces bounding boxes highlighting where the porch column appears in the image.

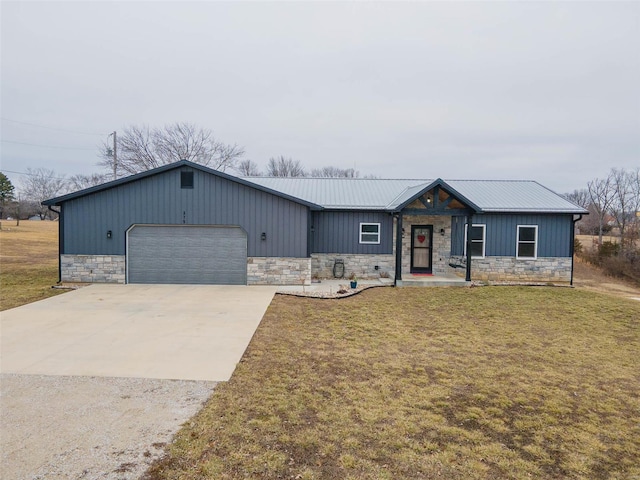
[395,213,403,281]
[465,213,472,282]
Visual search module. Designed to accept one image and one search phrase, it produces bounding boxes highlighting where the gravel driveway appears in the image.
[1,374,216,480]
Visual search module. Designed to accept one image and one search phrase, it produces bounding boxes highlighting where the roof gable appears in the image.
[42,160,322,209]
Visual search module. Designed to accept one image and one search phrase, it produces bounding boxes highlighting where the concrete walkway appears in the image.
[1,284,277,381]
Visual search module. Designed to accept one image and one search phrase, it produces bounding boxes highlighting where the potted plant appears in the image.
[349,273,358,289]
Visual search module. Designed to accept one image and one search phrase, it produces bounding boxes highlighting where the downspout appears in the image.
[47,205,62,283]
[570,214,583,286]
[394,213,403,285]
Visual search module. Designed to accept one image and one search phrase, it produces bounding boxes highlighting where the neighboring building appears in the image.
[42,160,587,286]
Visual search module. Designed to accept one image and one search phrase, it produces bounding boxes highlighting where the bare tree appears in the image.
[563,188,590,209]
[266,156,306,177]
[68,173,111,191]
[99,122,244,176]
[20,168,67,220]
[236,159,262,176]
[587,175,614,245]
[609,167,640,249]
[310,166,360,178]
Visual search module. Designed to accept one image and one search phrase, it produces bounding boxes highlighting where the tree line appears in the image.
[564,167,640,248]
[0,122,370,222]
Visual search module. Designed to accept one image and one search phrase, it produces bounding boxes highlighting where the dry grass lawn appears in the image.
[0,220,63,310]
[146,287,640,480]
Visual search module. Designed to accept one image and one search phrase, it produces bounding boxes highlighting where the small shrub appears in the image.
[574,238,583,255]
[599,241,620,257]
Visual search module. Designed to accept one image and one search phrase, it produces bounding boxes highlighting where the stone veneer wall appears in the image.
[61,254,126,283]
[401,215,452,276]
[311,253,395,280]
[247,257,311,285]
[454,256,572,283]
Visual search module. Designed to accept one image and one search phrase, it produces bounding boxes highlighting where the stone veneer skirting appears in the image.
[247,257,311,285]
[311,253,395,280]
[61,254,126,283]
[456,256,572,282]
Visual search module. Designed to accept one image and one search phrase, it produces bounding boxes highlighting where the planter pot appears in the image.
[350,281,357,289]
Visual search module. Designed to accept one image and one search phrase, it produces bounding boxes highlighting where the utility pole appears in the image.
[109,131,117,180]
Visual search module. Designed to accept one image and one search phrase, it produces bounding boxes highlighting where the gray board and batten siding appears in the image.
[59,166,310,258]
[311,211,394,254]
[450,214,574,258]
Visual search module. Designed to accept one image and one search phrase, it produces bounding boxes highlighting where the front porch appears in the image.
[394,180,478,284]
[395,273,470,287]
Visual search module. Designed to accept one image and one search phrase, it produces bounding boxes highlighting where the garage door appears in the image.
[127,225,247,285]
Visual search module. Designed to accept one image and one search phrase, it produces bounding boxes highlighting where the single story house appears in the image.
[43,160,587,286]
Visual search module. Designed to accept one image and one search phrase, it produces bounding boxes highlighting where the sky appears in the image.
[1,1,639,194]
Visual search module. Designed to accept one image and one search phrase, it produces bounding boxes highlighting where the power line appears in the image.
[1,117,108,136]
[1,139,97,151]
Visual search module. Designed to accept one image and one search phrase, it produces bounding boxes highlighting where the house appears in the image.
[42,160,587,286]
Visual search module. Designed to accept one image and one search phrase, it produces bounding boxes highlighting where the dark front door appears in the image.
[411,225,433,274]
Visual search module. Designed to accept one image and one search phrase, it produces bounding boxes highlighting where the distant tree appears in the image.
[563,188,590,209]
[236,159,262,176]
[0,172,15,225]
[68,173,111,191]
[20,168,67,220]
[310,166,360,178]
[609,167,640,248]
[587,175,614,245]
[266,156,306,177]
[99,122,245,177]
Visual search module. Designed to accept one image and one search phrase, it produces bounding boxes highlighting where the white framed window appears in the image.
[359,223,380,244]
[464,224,486,258]
[516,225,538,259]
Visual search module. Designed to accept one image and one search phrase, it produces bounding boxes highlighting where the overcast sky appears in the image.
[1,1,639,193]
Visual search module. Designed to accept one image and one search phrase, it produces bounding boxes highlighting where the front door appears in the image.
[411,225,433,274]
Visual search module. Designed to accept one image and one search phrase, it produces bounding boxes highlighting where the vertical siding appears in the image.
[312,211,393,254]
[450,214,573,257]
[63,168,309,257]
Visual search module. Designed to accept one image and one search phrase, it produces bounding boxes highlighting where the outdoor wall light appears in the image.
[261,232,267,241]
[106,230,112,239]
[440,228,445,236]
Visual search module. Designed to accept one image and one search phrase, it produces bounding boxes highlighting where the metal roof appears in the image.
[444,180,586,213]
[243,177,428,210]
[244,177,587,214]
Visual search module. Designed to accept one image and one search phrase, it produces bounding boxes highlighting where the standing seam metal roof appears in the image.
[243,177,587,213]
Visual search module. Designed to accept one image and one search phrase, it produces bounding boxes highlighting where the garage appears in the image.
[126,225,247,285]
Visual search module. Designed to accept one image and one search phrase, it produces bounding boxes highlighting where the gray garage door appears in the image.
[127,225,247,285]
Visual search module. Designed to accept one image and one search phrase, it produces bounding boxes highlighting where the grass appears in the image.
[145,287,640,480]
[0,220,63,310]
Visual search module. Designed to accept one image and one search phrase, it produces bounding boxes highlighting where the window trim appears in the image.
[359,222,381,245]
[516,225,538,259]
[464,224,486,258]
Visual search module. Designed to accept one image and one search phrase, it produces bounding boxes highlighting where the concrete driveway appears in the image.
[1,284,277,381]
[1,284,277,479]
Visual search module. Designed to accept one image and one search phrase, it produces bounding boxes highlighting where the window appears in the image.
[517,225,538,259]
[181,171,194,189]
[359,223,380,244]
[464,224,486,258]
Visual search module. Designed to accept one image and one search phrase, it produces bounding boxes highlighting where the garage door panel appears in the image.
[127,225,247,285]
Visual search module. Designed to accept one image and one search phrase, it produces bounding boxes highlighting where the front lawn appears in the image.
[146,287,639,480]
[0,221,63,311]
